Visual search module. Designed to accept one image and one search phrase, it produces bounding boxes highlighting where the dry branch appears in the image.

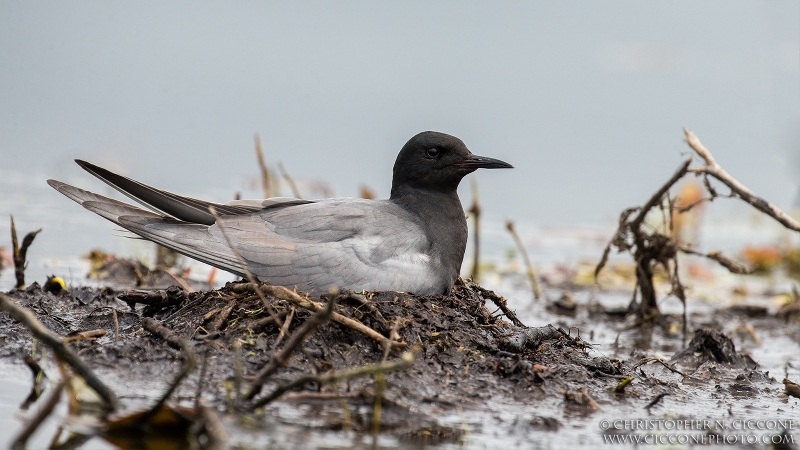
[261,285,406,350]
[244,294,337,400]
[0,293,118,410]
[684,128,800,232]
[248,346,421,411]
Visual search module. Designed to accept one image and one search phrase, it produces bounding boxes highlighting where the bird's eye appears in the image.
[426,148,440,158]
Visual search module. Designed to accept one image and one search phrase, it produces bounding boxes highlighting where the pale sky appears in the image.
[1,1,799,226]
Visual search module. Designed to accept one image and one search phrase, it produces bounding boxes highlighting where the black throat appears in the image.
[390,184,468,292]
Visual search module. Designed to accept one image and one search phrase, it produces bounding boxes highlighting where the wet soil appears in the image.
[1,270,800,449]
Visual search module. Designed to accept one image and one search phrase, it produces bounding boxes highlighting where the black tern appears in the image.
[48,131,513,295]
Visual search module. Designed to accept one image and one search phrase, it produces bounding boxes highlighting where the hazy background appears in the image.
[1,1,799,271]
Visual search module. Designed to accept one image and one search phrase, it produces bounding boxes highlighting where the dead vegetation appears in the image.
[595,129,796,327]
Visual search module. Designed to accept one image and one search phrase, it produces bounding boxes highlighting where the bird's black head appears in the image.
[390,131,513,197]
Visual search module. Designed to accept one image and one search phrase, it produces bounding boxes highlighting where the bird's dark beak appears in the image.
[454,154,514,169]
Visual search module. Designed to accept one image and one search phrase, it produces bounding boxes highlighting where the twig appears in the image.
[248,346,421,411]
[112,308,119,343]
[644,392,669,409]
[260,284,405,350]
[631,357,686,377]
[11,378,68,450]
[468,282,526,327]
[382,319,401,363]
[10,215,42,290]
[581,387,602,410]
[505,220,543,300]
[0,294,118,410]
[209,300,236,332]
[254,133,272,198]
[154,266,194,293]
[195,347,209,410]
[62,329,107,343]
[198,404,229,447]
[468,177,481,282]
[118,286,188,311]
[345,293,388,331]
[244,294,337,400]
[277,162,302,199]
[273,306,295,348]
[140,317,197,425]
[241,309,289,331]
[373,372,386,435]
[678,246,753,274]
[208,206,285,331]
[21,355,47,410]
[630,159,692,230]
[684,128,800,232]
[233,340,243,404]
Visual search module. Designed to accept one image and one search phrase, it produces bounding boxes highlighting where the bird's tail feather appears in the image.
[47,179,247,277]
[74,159,262,225]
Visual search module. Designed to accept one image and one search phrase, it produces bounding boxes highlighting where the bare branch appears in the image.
[630,159,692,230]
[244,293,336,400]
[684,128,800,232]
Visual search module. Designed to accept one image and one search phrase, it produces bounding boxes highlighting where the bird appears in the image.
[48,131,513,295]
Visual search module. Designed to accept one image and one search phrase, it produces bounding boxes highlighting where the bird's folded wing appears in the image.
[212,198,436,292]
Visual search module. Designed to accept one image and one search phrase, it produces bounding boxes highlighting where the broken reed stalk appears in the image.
[10,216,42,290]
[277,161,302,199]
[0,293,118,410]
[207,206,285,331]
[11,378,68,450]
[244,294,337,400]
[248,346,421,411]
[505,220,543,300]
[254,133,272,198]
[468,177,481,282]
[140,317,197,425]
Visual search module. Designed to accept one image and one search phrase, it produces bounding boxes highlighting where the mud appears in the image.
[1,270,800,449]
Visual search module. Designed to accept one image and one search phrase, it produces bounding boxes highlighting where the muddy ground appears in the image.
[1,269,800,449]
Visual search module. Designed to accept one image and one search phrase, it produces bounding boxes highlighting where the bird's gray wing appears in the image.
[211,198,438,293]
